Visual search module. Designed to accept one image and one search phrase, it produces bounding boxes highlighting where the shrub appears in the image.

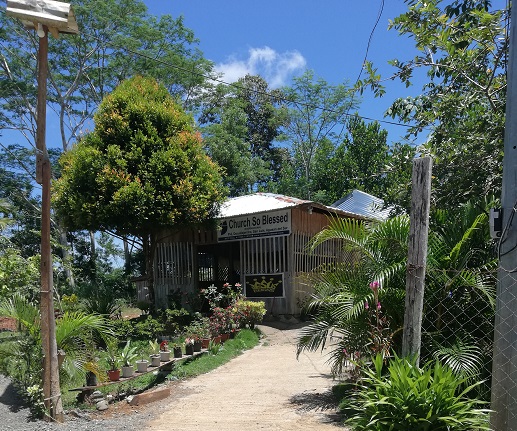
[343,354,491,431]
[233,300,266,328]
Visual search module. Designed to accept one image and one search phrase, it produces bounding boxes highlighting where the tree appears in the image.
[358,0,507,207]
[280,70,359,200]
[0,0,213,152]
[53,76,226,304]
[200,75,287,195]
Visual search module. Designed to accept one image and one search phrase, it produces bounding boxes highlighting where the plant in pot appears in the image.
[160,340,171,362]
[136,346,149,373]
[172,342,183,358]
[149,339,161,367]
[120,340,138,378]
[184,337,195,356]
[105,340,121,381]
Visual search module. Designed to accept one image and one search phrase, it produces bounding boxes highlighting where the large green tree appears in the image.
[279,70,360,200]
[359,0,507,207]
[200,75,287,195]
[53,76,226,303]
[0,0,213,152]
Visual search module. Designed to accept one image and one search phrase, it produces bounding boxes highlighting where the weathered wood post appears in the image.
[402,156,432,366]
[5,0,78,422]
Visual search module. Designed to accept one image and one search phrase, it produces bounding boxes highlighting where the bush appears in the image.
[344,354,491,431]
[233,300,266,328]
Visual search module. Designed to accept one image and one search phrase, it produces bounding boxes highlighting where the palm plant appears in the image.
[296,215,409,375]
[0,294,114,387]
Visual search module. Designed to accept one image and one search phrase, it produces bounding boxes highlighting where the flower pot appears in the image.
[160,350,171,362]
[220,333,229,342]
[173,346,182,358]
[193,340,202,352]
[185,344,194,356]
[229,331,236,339]
[201,338,210,349]
[108,369,120,381]
[150,354,161,367]
[121,365,133,378]
[136,360,148,373]
[212,335,222,344]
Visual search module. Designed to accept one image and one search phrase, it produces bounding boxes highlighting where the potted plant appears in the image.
[120,340,138,378]
[184,337,195,356]
[105,340,121,381]
[172,342,183,358]
[136,346,149,373]
[149,339,161,367]
[160,340,171,362]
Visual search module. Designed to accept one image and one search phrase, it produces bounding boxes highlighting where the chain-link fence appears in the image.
[421,266,496,402]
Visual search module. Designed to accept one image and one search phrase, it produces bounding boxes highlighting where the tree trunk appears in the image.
[123,237,131,276]
[142,233,157,310]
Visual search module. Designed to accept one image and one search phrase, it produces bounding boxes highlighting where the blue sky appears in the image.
[144,0,424,145]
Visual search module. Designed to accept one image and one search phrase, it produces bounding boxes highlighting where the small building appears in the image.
[149,193,366,315]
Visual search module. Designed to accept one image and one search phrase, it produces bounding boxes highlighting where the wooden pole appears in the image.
[402,156,432,366]
[37,25,64,423]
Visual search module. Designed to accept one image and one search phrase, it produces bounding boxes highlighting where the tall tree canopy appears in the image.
[199,75,287,195]
[359,0,507,207]
[280,70,360,200]
[53,76,226,301]
[0,0,213,152]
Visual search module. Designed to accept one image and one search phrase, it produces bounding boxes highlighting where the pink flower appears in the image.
[235,283,241,288]
[365,301,369,310]
[369,281,380,290]
[377,302,381,310]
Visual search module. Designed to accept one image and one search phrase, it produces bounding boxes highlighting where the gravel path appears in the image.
[1,322,345,430]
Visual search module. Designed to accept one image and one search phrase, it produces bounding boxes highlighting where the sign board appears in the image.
[245,273,284,298]
[217,209,291,242]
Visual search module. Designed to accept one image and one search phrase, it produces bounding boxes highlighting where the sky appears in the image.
[144,0,425,145]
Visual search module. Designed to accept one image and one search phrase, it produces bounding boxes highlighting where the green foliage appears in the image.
[200,75,287,195]
[361,0,507,206]
[343,354,491,431]
[54,76,226,236]
[119,340,139,367]
[279,70,360,200]
[297,216,409,375]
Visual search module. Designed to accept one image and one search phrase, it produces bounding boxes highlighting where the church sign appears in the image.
[217,209,291,242]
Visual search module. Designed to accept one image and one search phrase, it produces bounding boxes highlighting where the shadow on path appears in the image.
[289,389,345,426]
[0,377,29,414]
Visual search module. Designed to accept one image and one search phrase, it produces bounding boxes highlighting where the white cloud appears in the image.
[215,46,306,88]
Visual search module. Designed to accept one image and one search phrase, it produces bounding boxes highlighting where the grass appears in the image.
[63,329,261,409]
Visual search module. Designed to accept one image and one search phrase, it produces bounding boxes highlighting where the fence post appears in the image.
[402,156,432,365]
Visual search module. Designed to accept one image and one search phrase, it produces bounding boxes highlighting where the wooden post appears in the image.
[402,156,432,365]
[37,26,64,423]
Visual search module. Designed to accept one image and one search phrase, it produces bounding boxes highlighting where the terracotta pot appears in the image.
[108,369,120,381]
[212,335,222,344]
[220,333,229,342]
[201,338,210,349]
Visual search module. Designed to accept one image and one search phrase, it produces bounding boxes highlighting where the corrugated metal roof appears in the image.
[330,190,391,220]
[219,193,312,218]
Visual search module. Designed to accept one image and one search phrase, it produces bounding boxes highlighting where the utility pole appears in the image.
[402,156,432,366]
[491,3,517,430]
[6,0,78,422]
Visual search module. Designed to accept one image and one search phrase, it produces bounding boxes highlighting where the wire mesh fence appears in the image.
[421,267,496,402]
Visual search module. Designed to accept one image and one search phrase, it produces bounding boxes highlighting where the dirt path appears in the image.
[144,321,345,431]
